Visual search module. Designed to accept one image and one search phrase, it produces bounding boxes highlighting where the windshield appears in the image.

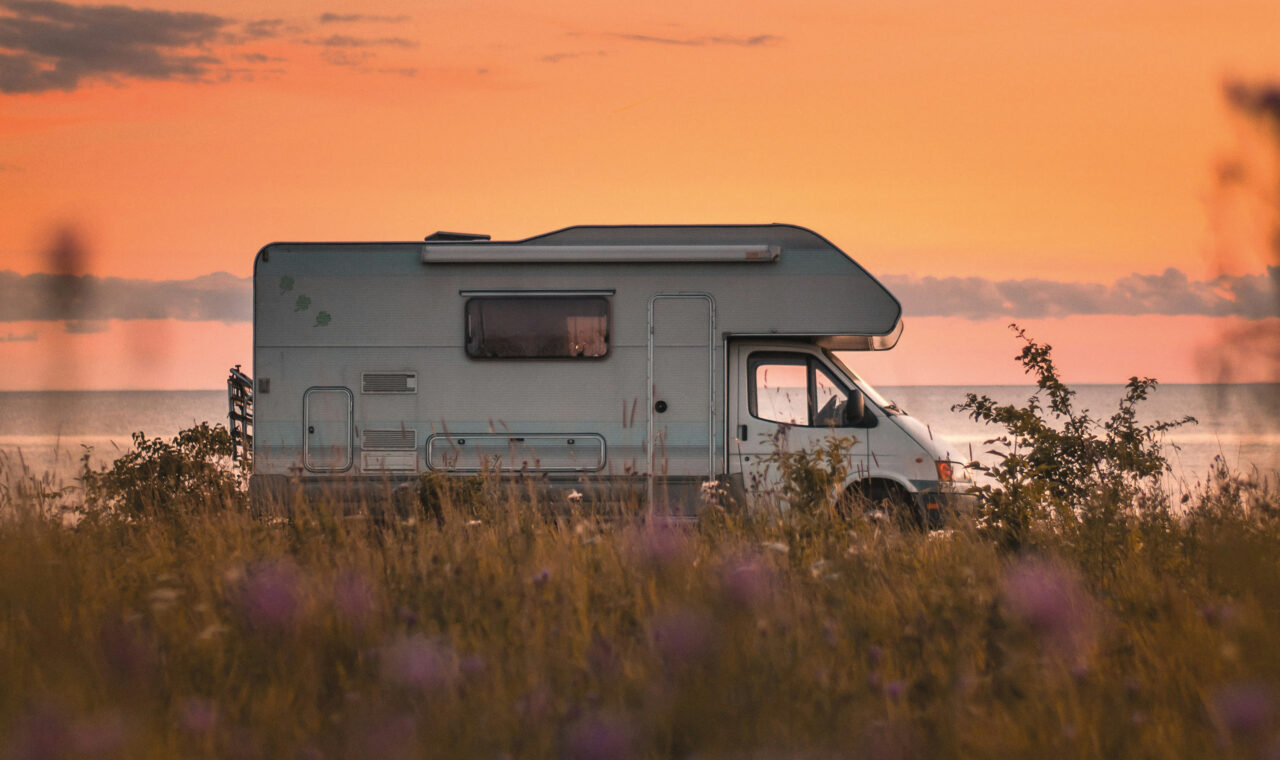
[823,350,902,414]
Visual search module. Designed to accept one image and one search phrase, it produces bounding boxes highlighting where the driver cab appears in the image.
[728,341,929,508]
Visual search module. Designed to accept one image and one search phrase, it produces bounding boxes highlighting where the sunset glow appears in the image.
[1,0,1277,388]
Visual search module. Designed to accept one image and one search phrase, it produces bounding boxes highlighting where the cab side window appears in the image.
[749,352,870,428]
[751,355,810,425]
[813,365,849,427]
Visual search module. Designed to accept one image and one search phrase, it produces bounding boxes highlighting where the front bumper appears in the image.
[910,481,980,527]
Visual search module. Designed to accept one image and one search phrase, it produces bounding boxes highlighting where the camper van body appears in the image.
[249,224,972,517]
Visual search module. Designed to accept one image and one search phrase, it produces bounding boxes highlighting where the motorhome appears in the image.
[246,224,973,520]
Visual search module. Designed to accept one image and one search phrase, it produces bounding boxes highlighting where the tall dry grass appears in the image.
[1,446,1278,759]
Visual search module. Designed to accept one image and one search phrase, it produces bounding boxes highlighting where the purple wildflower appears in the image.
[639,525,687,571]
[235,560,304,632]
[98,618,156,680]
[586,634,619,676]
[460,654,487,678]
[178,697,217,735]
[532,567,552,586]
[718,554,770,608]
[1002,557,1096,658]
[885,680,907,701]
[4,705,69,760]
[1200,604,1237,627]
[332,570,376,630]
[345,714,417,760]
[69,710,128,756]
[1213,681,1276,736]
[563,712,637,760]
[379,634,458,692]
[649,607,713,665]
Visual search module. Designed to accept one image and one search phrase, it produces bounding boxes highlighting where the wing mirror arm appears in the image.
[844,389,867,427]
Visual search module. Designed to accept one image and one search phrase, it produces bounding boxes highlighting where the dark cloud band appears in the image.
[0,0,230,93]
[0,270,250,323]
[884,267,1279,320]
[0,267,1273,325]
[0,0,309,93]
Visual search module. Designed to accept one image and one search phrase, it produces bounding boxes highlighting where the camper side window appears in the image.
[465,297,609,359]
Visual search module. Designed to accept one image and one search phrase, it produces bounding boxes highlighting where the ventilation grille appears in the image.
[362,372,417,394]
[362,429,417,451]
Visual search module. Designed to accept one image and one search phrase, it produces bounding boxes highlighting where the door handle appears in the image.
[739,424,748,441]
[308,426,315,434]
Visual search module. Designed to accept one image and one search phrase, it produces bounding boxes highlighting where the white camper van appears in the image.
[247,224,972,521]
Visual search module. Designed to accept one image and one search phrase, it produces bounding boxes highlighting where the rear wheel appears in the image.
[840,480,922,528]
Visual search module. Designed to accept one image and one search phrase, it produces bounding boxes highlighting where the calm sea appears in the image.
[1,386,1276,487]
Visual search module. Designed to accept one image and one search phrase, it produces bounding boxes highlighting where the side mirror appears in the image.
[844,390,866,427]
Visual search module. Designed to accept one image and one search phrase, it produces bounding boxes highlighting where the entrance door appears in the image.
[304,387,353,472]
[648,294,714,515]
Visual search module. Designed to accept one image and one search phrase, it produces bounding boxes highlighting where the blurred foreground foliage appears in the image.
[0,336,1278,758]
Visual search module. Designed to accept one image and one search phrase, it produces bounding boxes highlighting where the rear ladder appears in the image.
[227,365,253,465]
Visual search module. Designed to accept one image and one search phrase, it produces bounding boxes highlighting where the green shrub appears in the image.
[953,325,1196,550]
[760,430,857,517]
[79,422,245,520]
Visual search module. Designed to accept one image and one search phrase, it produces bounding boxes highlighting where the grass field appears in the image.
[1,445,1278,759]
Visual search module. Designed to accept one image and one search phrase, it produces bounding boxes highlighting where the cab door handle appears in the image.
[739,424,748,441]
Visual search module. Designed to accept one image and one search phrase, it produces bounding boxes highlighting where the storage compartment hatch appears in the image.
[427,434,605,473]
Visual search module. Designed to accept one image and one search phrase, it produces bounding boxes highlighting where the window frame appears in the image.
[747,351,861,428]
[463,295,611,360]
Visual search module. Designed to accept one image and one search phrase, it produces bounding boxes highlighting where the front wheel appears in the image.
[839,480,923,529]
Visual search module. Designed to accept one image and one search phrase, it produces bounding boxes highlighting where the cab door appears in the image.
[728,343,876,501]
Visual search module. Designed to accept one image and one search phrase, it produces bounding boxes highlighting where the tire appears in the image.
[840,479,922,529]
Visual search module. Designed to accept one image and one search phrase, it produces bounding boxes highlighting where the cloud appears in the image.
[0,329,36,342]
[302,34,417,48]
[301,32,420,70]
[540,50,608,64]
[0,0,295,93]
[612,33,781,48]
[239,52,285,63]
[218,17,303,43]
[0,0,232,93]
[62,319,108,334]
[318,13,409,24]
[883,266,1279,320]
[0,270,251,323]
[320,48,372,67]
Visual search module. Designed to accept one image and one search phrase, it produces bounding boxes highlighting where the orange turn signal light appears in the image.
[935,460,953,482]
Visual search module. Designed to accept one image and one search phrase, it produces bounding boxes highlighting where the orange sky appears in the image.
[1,0,1277,388]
